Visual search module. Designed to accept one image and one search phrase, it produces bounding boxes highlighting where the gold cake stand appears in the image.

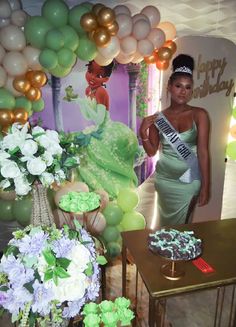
[160,257,185,280]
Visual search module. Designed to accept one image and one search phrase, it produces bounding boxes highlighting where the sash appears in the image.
[154,112,200,183]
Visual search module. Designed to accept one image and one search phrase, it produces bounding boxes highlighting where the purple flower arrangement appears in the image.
[0,221,107,326]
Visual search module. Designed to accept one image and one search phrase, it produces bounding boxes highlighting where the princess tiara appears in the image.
[174,66,192,75]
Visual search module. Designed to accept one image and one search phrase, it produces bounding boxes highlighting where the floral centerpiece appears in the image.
[0,220,107,326]
[0,123,79,197]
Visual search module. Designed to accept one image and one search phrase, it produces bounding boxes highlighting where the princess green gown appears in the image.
[155,122,201,227]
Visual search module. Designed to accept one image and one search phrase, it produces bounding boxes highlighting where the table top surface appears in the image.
[121,218,236,298]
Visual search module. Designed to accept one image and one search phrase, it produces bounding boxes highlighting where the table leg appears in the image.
[122,243,127,297]
[149,295,156,327]
[229,285,236,327]
[214,286,225,327]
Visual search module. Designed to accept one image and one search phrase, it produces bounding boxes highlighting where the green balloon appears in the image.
[102,226,120,243]
[80,2,93,11]
[39,48,58,70]
[50,64,71,78]
[232,107,236,120]
[75,36,97,61]
[32,98,45,112]
[117,188,139,212]
[57,48,76,68]
[42,0,69,27]
[45,29,65,51]
[102,203,123,226]
[68,5,90,34]
[59,25,79,51]
[106,241,121,258]
[0,88,15,109]
[226,141,236,160]
[12,196,32,227]
[15,96,32,112]
[121,211,146,232]
[24,16,52,49]
[0,199,14,222]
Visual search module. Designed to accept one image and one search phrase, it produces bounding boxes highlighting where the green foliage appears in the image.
[136,62,149,118]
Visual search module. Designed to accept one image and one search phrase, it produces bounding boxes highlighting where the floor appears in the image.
[1,161,236,327]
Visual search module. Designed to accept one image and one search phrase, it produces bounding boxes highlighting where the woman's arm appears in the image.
[195,108,210,206]
[139,114,160,157]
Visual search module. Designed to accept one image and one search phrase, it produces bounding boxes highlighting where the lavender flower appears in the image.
[14,231,49,257]
[31,280,53,316]
[51,236,76,258]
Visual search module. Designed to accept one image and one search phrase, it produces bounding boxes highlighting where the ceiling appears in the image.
[22,0,236,45]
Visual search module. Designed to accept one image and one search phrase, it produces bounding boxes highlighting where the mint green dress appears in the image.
[155,122,201,227]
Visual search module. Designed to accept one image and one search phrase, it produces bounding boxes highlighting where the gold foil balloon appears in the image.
[88,30,95,41]
[92,3,105,16]
[144,51,158,65]
[163,40,177,55]
[25,87,41,101]
[1,124,11,135]
[157,47,172,61]
[156,58,170,71]
[97,7,115,27]
[93,27,111,47]
[106,21,119,36]
[13,77,31,93]
[0,109,14,126]
[80,12,98,32]
[13,108,28,123]
[26,70,47,88]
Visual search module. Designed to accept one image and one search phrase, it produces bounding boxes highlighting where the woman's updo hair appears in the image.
[169,54,194,84]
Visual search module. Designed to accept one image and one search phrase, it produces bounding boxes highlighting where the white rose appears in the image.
[46,130,60,143]
[68,244,91,273]
[1,160,21,178]
[54,170,65,184]
[32,126,45,136]
[2,134,20,151]
[0,151,10,164]
[27,157,47,175]
[20,140,38,157]
[0,179,10,189]
[14,176,31,196]
[39,172,54,186]
[41,151,53,167]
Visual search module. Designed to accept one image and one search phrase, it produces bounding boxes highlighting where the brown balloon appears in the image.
[97,7,115,27]
[106,21,119,36]
[13,77,31,93]
[156,58,170,71]
[157,47,173,61]
[80,12,98,32]
[26,71,47,88]
[88,30,95,41]
[144,52,158,65]
[0,109,14,127]
[13,108,28,123]
[92,3,105,16]
[93,27,111,47]
[25,87,41,101]
[1,124,11,135]
[163,40,177,55]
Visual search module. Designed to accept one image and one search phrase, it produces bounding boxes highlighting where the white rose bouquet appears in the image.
[0,221,107,326]
[0,123,80,196]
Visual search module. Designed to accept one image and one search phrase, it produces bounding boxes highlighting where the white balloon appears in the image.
[3,51,28,76]
[132,13,149,24]
[137,39,154,57]
[116,14,133,39]
[94,53,113,66]
[0,66,7,87]
[132,19,151,41]
[157,21,177,40]
[0,24,26,51]
[131,51,143,64]
[0,44,6,64]
[0,0,12,19]
[141,5,161,28]
[22,46,42,70]
[10,9,28,27]
[98,36,120,59]
[7,0,22,11]
[120,35,137,55]
[0,17,10,28]
[4,75,21,96]
[147,28,166,49]
[115,50,134,64]
[113,5,131,16]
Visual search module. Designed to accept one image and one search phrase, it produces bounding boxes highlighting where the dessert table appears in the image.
[121,218,236,327]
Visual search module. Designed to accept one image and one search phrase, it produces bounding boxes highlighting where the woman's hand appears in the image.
[139,114,158,138]
[198,186,209,206]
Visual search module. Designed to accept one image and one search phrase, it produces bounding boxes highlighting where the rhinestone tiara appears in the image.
[174,66,192,75]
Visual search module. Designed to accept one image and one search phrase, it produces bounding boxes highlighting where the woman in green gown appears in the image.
[139,54,210,226]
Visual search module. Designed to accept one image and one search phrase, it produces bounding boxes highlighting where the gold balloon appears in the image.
[106,21,119,36]
[0,109,14,127]
[1,124,11,135]
[13,77,31,93]
[144,52,158,65]
[163,40,177,55]
[97,7,115,27]
[93,27,111,47]
[26,71,47,88]
[92,3,105,16]
[80,12,98,32]
[25,87,41,101]
[13,108,28,123]
[88,30,95,41]
[157,47,172,61]
[156,58,170,71]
